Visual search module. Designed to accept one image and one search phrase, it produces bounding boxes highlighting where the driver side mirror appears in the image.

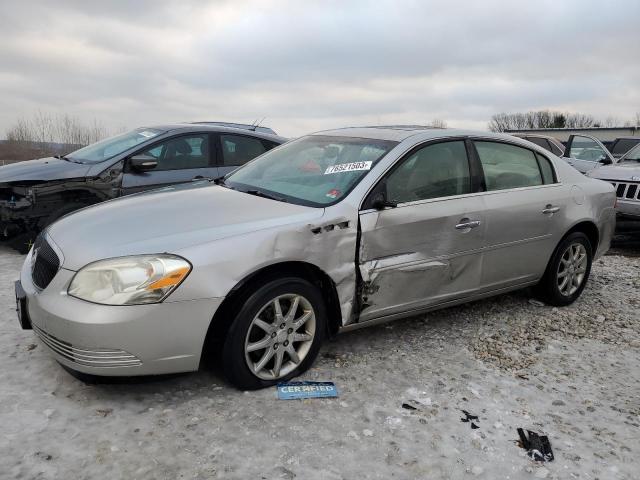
[598,156,613,165]
[129,155,158,172]
[370,189,398,210]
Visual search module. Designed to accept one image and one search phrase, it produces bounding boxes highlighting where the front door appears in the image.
[563,134,614,174]
[121,133,219,194]
[357,140,485,322]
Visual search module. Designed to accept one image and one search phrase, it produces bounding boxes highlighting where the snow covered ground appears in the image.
[1,241,638,479]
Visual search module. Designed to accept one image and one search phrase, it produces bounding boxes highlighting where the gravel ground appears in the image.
[0,240,639,480]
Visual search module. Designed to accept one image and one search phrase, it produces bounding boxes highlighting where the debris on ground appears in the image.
[517,428,554,462]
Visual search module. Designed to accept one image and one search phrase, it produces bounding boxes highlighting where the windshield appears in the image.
[66,128,164,164]
[620,143,640,163]
[225,135,398,206]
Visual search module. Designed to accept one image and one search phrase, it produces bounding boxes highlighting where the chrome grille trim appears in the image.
[31,235,61,290]
[33,324,142,368]
[608,181,640,201]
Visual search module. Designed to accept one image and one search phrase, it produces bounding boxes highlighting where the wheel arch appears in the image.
[564,220,599,254]
[199,260,342,368]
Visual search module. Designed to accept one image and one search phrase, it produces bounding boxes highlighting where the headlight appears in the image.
[68,255,191,305]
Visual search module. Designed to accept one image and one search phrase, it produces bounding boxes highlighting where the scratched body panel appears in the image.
[357,195,485,321]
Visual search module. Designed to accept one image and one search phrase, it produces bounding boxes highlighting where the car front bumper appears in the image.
[19,251,223,376]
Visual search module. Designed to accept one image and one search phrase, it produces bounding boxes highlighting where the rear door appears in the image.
[121,133,218,194]
[563,134,614,173]
[357,139,486,322]
[472,140,566,291]
[216,133,278,176]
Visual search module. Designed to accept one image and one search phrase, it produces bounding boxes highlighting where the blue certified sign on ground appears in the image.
[277,381,339,400]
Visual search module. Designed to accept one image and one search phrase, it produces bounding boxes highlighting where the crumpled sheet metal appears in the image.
[356,210,482,322]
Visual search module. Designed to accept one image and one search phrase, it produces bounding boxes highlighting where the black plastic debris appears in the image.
[517,428,554,462]
[402,402,418,411]
[461,410,480,429]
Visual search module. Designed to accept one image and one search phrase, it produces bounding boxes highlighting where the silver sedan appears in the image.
[16,127,616,389]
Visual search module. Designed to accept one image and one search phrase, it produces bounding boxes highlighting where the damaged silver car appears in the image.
[16,127,616,389]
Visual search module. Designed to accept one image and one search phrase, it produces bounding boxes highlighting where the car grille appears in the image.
[608,181,640,201]
[31,235,61,290]
[33,324,142,368]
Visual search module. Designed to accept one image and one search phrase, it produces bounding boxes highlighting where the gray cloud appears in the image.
[0,0,638,137]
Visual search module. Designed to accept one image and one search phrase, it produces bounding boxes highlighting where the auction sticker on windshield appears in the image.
[325,161,372,174]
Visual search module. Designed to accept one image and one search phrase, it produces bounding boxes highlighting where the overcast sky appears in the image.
[0,0,638,138]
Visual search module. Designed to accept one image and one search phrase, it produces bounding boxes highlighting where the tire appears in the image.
[222,277,326,390]
[535,232,593,306]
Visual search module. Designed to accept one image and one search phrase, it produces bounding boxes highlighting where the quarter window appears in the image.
[536,153,556,184]
[138,135,210,171]
[385,141,471,203]
[221,135,269,166]
[475,141,543,191]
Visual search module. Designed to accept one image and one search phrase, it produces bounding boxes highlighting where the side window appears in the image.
[535,153,556,184]
[568,135,608,162]
[220,135,268,166]
[138,135,209,171]
[385,141,471,203]
[475,141,543,191]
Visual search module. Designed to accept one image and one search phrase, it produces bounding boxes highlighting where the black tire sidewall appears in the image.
[222,277,327,390]
[540,232,593,306]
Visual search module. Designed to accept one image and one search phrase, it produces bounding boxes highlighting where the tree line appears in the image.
[488,111,640,132]
[5,111,111,146]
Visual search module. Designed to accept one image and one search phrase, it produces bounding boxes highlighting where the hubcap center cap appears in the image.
[276,330,288,343]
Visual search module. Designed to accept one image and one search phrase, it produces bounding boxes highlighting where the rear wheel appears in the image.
[222,277,326,390]
[535,232,592,306]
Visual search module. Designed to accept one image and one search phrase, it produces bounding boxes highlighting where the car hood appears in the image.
[47,183,325,271]
[588,162,640,181]
[0,157,92,184]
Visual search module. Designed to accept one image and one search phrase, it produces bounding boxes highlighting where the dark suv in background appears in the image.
[0,123,286,252]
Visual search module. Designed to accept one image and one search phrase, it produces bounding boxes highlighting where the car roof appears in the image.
[311,126,523,143]
[142,123,287,143]
[613,137,640,141]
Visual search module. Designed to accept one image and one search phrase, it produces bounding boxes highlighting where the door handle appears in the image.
[542,205,560,214]
[455,219,481,230]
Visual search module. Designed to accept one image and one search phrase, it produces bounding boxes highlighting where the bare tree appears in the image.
[5,111,108,146]
[429,119,448,129]
[489,110,596,132]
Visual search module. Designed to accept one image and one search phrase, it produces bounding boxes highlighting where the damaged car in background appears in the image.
[0,122,285,252]
[587,141,640,230]
[16,126,616,390]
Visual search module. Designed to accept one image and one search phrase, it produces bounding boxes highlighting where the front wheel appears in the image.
[535,232,593,306]
[222,277,326,390]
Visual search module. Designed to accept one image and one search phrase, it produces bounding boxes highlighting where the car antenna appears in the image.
[250,117,266,131]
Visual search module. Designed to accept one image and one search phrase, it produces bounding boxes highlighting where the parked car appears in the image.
[16,127,616,389]
[587,142,640,226]
[511,133,565,156]
[0,123,286,252]
[608,137,640,159]
[562,133,615,173]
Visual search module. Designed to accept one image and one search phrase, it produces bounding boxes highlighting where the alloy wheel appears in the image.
[244,294,316,380]
[556,243,588,297]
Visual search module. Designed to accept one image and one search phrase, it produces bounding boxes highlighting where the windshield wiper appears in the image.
[55,155,80,163]
[245,189,287,203]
